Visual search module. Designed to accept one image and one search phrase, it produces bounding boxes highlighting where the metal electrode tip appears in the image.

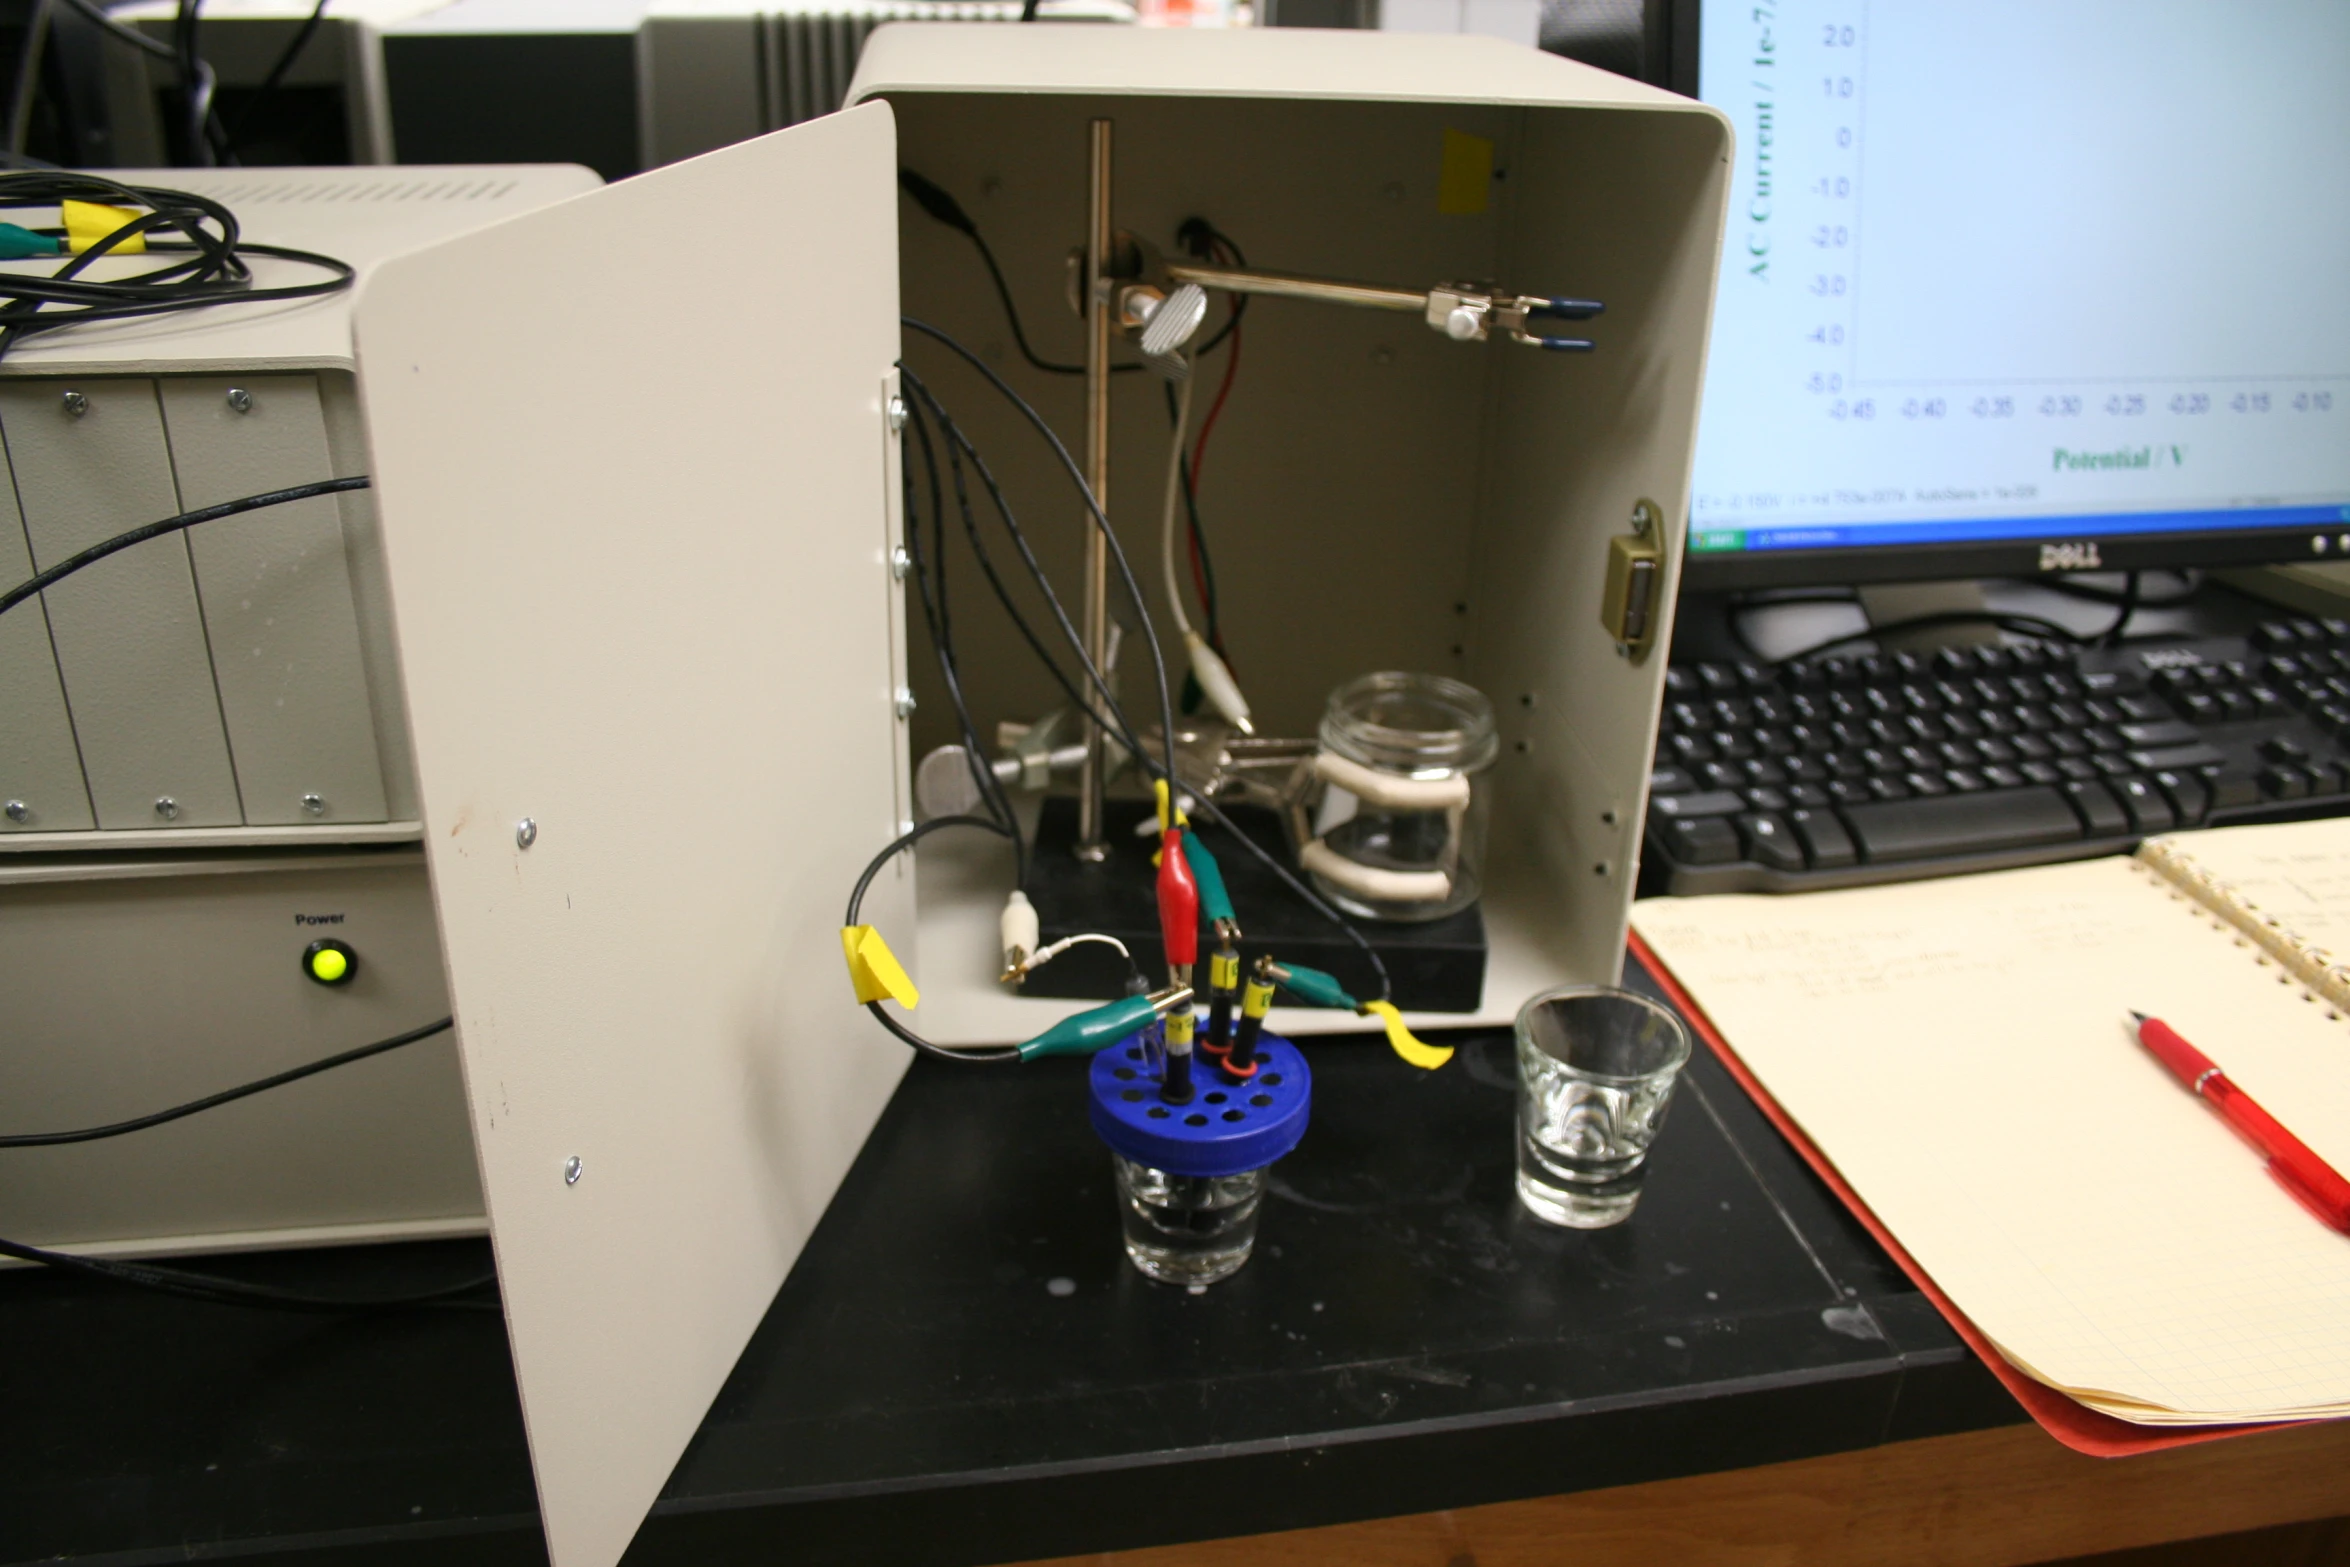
[1147,983,1194,1017]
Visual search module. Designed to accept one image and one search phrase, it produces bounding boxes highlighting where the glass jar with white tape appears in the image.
[1297,672,1497,922]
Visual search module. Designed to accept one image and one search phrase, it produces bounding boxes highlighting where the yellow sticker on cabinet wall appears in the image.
[1437,129,1494,216]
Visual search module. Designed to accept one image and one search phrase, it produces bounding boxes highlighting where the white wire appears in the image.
[1159,368,1197,642]
[1023,932,1133,974]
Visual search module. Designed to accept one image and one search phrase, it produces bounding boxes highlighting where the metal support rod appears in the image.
[1163,261,1429,314]
[1075,117,1114,862]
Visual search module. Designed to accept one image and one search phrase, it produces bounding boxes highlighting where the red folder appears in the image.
[1630,931,2280,1458]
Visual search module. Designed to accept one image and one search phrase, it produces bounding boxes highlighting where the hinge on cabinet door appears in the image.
[1603,499,1664,662]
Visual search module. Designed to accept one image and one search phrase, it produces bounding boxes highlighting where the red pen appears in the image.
[2129,1011,2350,1234]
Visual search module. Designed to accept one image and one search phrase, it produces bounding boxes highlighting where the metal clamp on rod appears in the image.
[1163,258,1603,350]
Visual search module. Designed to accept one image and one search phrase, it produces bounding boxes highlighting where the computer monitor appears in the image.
[1675,0,2350,592]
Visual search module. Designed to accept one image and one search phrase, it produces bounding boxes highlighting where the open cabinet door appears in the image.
[353,103,911,1567]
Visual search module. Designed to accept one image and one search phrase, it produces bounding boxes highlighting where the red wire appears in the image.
[1191,316,1242,489]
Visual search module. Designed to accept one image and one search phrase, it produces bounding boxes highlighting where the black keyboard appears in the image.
[1642,616,2350,896]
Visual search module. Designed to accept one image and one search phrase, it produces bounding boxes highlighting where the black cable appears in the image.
[0,474,369,621]
[905,368,1145,755]
[904,369,1127,745]
[901,319,1392,1002]
[900,384,1028,883]
[0,1234,499,1313]
[1769,609,2093,666]
[2099,570,2143,648]
[1178,218,1248,359]
[0,172,354,361]
[225,0,331,154]
[846,814,1021,1064]
[897,167,1130,378]
[172,0,226,165]
[906,315,1180,797]
[0,1015,452,1148]
[2035,568,2202,608]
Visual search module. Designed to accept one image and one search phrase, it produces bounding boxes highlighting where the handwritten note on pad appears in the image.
[1633,830,2350,1425]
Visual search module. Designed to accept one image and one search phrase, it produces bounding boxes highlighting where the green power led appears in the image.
[303,938,357,986]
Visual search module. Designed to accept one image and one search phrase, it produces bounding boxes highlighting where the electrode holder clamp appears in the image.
[1089,1032,1311,1178]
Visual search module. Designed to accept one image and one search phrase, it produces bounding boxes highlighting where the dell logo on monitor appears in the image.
[2039,542,2102,571]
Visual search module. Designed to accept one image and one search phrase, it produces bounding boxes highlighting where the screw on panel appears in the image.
[301,793,326,816]
[61,390,87,417]
[515,817,537,849]
[894,688,918,719]
[225,387,253,414]
[153,796,179,820]
[3,800,26,823]
[886,395,908,433]
[891,546,911,580]
[563,1156,583,1186]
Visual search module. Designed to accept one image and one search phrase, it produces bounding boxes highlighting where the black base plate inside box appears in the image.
[1018,795,1487,1012]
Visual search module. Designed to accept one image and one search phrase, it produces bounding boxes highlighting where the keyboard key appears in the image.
[1904,771,1950,797]
[1736,813,1805,871]
[1703,761,1743,791]
[1982,765,2026,789]
[2109,775,2176,833]
[1698,663,1739,694]
[2117,719,2199,748]
[1663,667,1699,697]
[2260,735,2311,762]
[2082,726,2123,752]
[2062,779,2130,836]
[2092,752,2138,778]
[1650,789,1746,820]
[1841,786,2084,861]
[1790,782,1831,809]
[2116,695,2168,722]
[1666,732,1715,765]
[1663,815,1740,865]
[1826,779,1867,804]
[1944,768,1986,793]
[1789,808,1857,869]
[2258,765,2311,801]
[2153,769,2209,825]
[2056,756,2099,781]
[1866,777,1910,802]
[1649,766,1696,795]
[2020,760,2063,785]
[2126,742,2225,773]
[1744,787,1790,813]
[2209,770,2261,810]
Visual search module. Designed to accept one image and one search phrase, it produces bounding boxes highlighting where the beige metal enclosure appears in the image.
[0,28,1726,1567]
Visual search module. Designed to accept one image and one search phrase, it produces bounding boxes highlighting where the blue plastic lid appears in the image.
[1087,1032,1311,1178]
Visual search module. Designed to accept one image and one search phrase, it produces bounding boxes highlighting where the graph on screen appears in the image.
[1689,0,2350,558]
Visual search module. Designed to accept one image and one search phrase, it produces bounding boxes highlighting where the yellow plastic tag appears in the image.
[1361,999,1452,1070]
[840,924,918,1008]
[62,200,147,256]
[1152,778,1189,833]
[1437,130,1493,216]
